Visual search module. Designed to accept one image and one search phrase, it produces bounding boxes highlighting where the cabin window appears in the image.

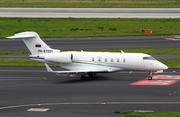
[92,58,94,62]
[117,58,119,62]
[123,59,125,62]
[105,58,107,62]
[111,58,113,62]
[98,57,101,62]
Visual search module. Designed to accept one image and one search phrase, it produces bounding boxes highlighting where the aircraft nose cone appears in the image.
[164,65,168,70]
[156,61,168,70]
[161,64,168,70]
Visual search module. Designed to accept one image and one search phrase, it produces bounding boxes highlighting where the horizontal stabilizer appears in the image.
[6,33,36,39]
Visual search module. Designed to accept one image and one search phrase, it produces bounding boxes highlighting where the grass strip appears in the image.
[158,58,180,68]
[0,58,179,68]
[1,18,180,38]
[0,50,30,55]
[0,58,45,67]
[116,111,180,117]
[66,48,180,55]
[2,48,180,55]
[0,0,179,8]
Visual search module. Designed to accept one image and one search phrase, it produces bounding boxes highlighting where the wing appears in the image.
[45,63,108,74]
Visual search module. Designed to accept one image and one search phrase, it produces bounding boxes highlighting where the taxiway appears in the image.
[0,8,180,18]
[2,35,180,51]
[0,67,180,117]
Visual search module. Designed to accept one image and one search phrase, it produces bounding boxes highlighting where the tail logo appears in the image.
[35,44,41,48]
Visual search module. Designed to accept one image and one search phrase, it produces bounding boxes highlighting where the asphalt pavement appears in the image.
[2,35,180,51]
[0,67,180,117]
[0,8,180,18]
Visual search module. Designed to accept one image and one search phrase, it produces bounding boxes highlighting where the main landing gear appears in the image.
[81,75,87,80]
[81,73,95,80]
[148,71,153,80]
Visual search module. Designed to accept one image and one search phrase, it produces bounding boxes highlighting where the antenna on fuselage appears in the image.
[121,50,124,53]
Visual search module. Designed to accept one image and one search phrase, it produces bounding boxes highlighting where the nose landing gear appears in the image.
[148,71,153,80]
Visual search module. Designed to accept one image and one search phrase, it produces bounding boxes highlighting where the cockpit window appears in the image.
[143,57,149,60]
[143,56,156,60]
[149,56,156,60]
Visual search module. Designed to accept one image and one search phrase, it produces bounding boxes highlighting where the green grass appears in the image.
[72,48,180,55]
[0,0,179,8]
[0,58,44,67]
[0,58,179,68]
[0,50,30,55]
[158,58,180,68]
[116,111,180,117]
[2,48,180,55]
[1,18,180,38]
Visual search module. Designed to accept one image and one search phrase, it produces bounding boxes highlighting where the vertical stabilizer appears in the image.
[6,32,60,55]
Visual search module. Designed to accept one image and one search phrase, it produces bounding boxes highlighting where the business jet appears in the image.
[7,31,168,80]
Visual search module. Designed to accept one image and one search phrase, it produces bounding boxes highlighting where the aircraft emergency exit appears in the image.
[7,32,168,80]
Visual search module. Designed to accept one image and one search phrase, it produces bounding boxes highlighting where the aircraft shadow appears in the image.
[55,75,111,84]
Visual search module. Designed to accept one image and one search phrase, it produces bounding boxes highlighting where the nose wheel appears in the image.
[148,72,153,80]
[148,76,152,80]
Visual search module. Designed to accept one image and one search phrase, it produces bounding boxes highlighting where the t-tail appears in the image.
[6,31,60,55]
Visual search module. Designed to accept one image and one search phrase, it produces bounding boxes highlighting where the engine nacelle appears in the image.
[45,53,72,63]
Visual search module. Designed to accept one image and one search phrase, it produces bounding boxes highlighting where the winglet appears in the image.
[45,63,53,72]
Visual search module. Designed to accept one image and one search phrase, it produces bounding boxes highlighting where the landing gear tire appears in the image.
[148,72,153,80]
[88,73,93,78]
[81,75,86,80]
[148,76,152,80]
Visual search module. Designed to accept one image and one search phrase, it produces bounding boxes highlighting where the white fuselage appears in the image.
[30,51,168,73]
